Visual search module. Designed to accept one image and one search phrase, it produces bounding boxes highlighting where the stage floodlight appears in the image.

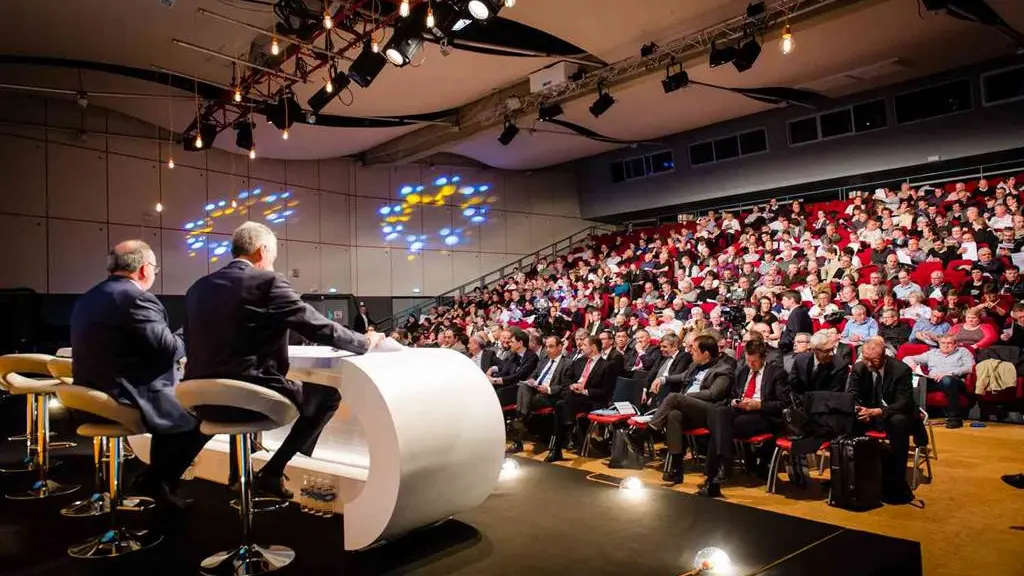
[383,11,425,67]
[589,88,615,118]
[733,38,762,72]
[640,42,659,58]
[234,119,254,151]
[709,40,736,68]
[348,42,388,88]
[467,0,502,20]
[425,0,463,38]
[264,92,303,132]
[307,67,351,113]
[538,103,563,121]
[746,1,767,19]
[497,119,519,146]
[662,68,690,94]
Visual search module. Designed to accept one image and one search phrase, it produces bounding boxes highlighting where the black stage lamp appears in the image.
[183,117,218,152]
[234,119,254,151]
[640,42,659,58]
[662,67,689,94]
[384,9,425,67]
[307,66,352,113]
[265,92,303,131]
[709,40,736,68]
[589,87,615,118]
[467,0,502,21]
[497,119,519,146]
[426,0,463,38]
[733,38,762,72]
[538,103,564,121]
[746,1,767,19]
[348,42,388,88]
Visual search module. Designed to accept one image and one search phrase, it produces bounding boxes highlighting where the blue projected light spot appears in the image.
[415,185,425,192]
[479,185,490,192]
[252,188,262,195]
[395,224,404,231]
[400,186,413,195]
[451,176,461,183]
[439,228,451,236]
[204,203,215,211]
[266,213,278,220]
[280,192,291,198]
[218,200,227,207]
[385,232,399,241]
[406,235,417,242]
[471,215,485,224]
[265,194,279,203]
[410,241,424,252]
[459,186,475,195]
[190,242,204,250]
[434,177,448,186]
[214,246,227,256]
[444,235,459,246]
[238,191,249,199]
[273,217,286,224]
[282,210,294,216]
[463,208,476,217]
[382,225,394,234]
[379,206,391,215]
[185,223,195,230]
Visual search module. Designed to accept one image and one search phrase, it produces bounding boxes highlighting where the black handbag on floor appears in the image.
[608,429,644,470]
[828,435,883,511]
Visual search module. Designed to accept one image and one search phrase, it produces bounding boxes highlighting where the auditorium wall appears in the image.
[576,56,1024,220]
[0,94,591,299]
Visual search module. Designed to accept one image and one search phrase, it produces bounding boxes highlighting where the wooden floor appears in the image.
[522,421,1024,576]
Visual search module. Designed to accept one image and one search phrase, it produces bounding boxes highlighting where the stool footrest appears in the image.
[68,527,163,559]
[61,493,111,518]
[230,497,290,514]
[199,544,296,576]
[6,478,79,500]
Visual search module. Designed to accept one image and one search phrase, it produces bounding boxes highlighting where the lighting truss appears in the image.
[481,0,854,125]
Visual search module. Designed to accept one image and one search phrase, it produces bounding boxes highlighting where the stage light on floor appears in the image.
[619,476,644,491]
[693,547,732,574]
[500,458,520,479]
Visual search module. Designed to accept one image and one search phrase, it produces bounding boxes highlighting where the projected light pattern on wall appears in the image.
[184,187,299,262]
[378,175,497,258]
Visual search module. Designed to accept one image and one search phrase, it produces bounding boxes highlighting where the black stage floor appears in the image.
[0,407,921,576]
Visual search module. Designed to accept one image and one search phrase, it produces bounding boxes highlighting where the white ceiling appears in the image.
[0,0,1021,168]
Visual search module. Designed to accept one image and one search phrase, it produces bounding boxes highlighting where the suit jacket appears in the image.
[835,343,854,367]
[352,313,374,335]
[183,260,368,416]
[529,355,572,397]
[70,276,190,433]
[624,345,659,373]
[495,349,540,386]
[789,351,850,395]
[477,349,501,374]
[677,355,735,403]
[602,348,625,383]
[568,355,614,405]
[731,362,791,418]
[779,305,813,354]
[645,352,692,394]
[846,357,915,418]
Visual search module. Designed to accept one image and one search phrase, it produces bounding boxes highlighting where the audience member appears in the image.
[903,334,975,429]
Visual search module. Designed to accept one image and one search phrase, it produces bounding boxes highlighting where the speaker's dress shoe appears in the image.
[696,479,723,498]
[544,450,565,463]
[254,471,293,500]
[662,467,683,486]
[1001,474,1024,489]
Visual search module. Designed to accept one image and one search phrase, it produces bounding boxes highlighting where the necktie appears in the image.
[579,359,595,388]
[634,350,644,370]
[537,360,554,385]
[743,370,758,399]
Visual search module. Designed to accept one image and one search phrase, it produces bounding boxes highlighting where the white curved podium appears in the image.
[128,346,505,550]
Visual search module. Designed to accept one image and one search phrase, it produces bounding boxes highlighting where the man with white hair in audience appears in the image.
[468,333,500,374]
[841,304,878,346]
[788,330,850,394]
[903,334,975,429]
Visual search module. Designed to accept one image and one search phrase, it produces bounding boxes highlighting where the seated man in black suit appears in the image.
[184,222,382,498]
[71,240,197,508]
[788,330,850,394]
[846,336,916,504]
[598,329,625,383]
[700,340,790,497]
[488,329,539,407]
[546,335,612,462]
[509,336,571,453]
[623,329,659,373]
[641,333,691,406]
[633,334,735,483]
[467,334,500,374]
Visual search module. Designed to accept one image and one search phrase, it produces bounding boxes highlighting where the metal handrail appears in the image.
[379,223,618,330]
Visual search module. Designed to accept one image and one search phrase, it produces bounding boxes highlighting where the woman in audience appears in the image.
[901,291,932,321]
[949,308,998,352]
[753,296,779,326]
[809,290,839,322]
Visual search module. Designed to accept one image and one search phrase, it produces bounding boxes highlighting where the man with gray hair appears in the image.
[72,240,198,508]
[183,222,383,499]
[787,329,850,394]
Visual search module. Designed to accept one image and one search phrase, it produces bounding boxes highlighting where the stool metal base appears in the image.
[0,456,39,474]
[200,544,295,576]
[50,441,77,450]
[230,497,290,514]
[67,527,163,559]
[7,478,80,500]
[61,493,111,517]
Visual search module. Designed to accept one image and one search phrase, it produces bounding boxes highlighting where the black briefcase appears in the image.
[828,435,883,511]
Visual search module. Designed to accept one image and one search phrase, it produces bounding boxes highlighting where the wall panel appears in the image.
[108,155,160,226]
[160,164,207,232]
[321,245,352,294]
[48,219,108,293]
[452,252,481,287]
[356,247,391,295]
[422,250,454,296]
[0,215,47,291]
[0,134,46,216]
[47,144,107,222]
[160,229,209,295]
[317,159,352,194]
[287,241,322,294]
[505,213,531,254]
[286,160,319,189]
[390,250,424,296]
[319,192,351,245]
[284,187,319,242]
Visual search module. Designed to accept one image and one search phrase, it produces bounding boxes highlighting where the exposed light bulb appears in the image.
[271,37,280,55]
[233,86,242,102]
[399,0,410,17]
[194,134,203,149]
[371,39,379,53]
[323,11,333,29]
[504,0,515,6]
[779,24,795,55]
[282,128,289,140]
[155,202,164,213]
[231,199,238,208]
[168,158,175,169]
[249,147,256,159]
[325,78,333,93]
[426,6,435,28]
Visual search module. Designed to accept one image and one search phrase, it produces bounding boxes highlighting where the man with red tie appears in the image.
[546,335,612,462]
[699,340,791,497]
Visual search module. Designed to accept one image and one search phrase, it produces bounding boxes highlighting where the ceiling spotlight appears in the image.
[308,66,351,112]
[453,18,472,31]
[399,0,410,17]
[779,23,795,55]
[234,119,254,152]
[709,40,736,68]
[662,65,689,94]
[538,103,564,121]
[384,32,423,67]
[467,0,502,20]
[265,92,303,131]
[589,87,615,118]
[497,118,519,146]
[640,42,659,58]
[733,37,762,72]
[348,41,388,87]
[271,36,281,55]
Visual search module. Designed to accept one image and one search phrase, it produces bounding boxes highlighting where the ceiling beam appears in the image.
[360,0,880,166]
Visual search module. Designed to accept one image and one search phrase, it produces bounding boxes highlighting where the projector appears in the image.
[529,61,580,94]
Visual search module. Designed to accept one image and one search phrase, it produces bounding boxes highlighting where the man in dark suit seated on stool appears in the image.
[847,336,916,504]
[546,335,612,462]
[184,222,382,499]
[508,336,571,453]
[488,329,539,407]
[699,340,790,497]
[71,240,197,508]
[788,330,851,394]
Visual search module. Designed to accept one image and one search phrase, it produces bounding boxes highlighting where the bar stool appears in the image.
[176,378,299,576]
[0,353,80,499]
[57,384,162,557]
